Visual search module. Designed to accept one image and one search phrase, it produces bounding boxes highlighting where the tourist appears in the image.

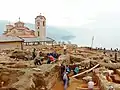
[73,65,79,75]
[72,63,76,71]
[60,64,65,80]
[115,52,117,61]
[51,51,59,59]
[47,58,51,64]
[66,65,71,73]
[32,48,36,59]
[111,48,113,51]
[63,44,67,54]
[88,79,94,90]
[103,48,106,55]
[49,55,55,63]
[34,51,43,65]
[108,85,114,90]
[34,57,42,65]
[47,53,51,64]
[63,71,68,90]
[90,61,93,68]
[47,54,55,64]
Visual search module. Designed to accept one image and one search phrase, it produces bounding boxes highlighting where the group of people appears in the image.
[31,44,67,65]
[47,52,60,64]
[60,64,100,90]
[34,51,44,65]
[60,64,80,90]
[32,48,61,65]
[61,64,70,90]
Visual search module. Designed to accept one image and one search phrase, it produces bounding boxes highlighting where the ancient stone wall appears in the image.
[96,73,120,90]
[0,64,61,90]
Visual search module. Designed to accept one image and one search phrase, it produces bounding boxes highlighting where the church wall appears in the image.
[6,28,16,35]
[7,29,25,36]
[16,30,25,35]
[0,41,23,50]
[4,14,47,40]
[35,16,46,40]
[6,25,13,31]
[25,31,32,35]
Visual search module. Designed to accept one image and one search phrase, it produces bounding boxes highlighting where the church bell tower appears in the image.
[35,13,46,40]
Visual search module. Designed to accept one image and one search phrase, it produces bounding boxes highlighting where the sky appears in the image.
[0,0,120,27]
[1,0,120,48]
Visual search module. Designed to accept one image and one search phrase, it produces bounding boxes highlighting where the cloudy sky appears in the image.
[0,0,120,27]
[1,0,120,48]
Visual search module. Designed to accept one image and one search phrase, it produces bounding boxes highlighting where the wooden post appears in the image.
[25,42,27,46]
[52,41,53,47]
[43,41,45,46]
[21,42,23,50]
[91,36,94,49]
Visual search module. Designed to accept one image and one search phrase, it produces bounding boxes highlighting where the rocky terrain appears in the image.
[0,45,120,90]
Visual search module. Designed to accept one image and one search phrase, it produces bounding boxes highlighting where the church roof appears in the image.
[19,35,35,38]
[35,14,46,20]
[6,24,14,27]
[0,35,24,42]
[15,21,24,24]
[22,37,54,42]
[9,26,33,32]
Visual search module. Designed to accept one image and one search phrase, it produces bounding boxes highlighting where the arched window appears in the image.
[37,22,40,26]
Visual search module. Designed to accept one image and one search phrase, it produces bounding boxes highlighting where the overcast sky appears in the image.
[0,0,119,27]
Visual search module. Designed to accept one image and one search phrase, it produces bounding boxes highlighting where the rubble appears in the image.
[0,45,120,90]
[9,50,32,61]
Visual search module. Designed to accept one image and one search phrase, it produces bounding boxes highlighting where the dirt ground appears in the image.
[1,45,120,90]
[52,80,80,90]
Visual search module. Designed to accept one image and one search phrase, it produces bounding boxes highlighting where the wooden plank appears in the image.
[72,64,100,78]
[76,87,100,90]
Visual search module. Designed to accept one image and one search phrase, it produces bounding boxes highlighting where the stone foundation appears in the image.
[0,64,60,90]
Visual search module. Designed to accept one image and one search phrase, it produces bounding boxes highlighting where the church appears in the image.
[3,14,55,45]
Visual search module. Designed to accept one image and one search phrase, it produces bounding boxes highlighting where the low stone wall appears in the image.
[76,88,99,90]
[44,65,60,90]
[0,64,61,90]
[96,73,120,90]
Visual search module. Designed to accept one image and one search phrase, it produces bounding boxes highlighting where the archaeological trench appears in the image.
[1,46,120,90]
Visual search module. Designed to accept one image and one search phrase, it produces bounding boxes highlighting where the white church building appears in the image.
[3,13,55,45]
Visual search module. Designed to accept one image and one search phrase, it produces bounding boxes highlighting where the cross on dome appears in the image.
[19,17,20,21]
[40,13,42,16]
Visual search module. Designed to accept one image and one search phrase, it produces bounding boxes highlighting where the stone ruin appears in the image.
[0,63,61,90]
[1,46,120,90]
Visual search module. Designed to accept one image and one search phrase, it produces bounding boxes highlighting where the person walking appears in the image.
[88,79,94,90]
[63,71,68,90]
